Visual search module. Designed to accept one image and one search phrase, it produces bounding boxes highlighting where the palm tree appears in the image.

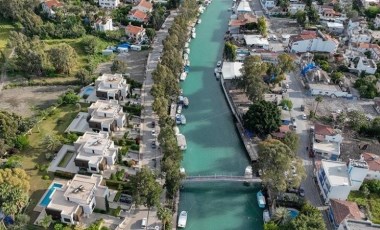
[157,206,172,230]
[273,207,291,225]
[314,95,323,116]
[41,134,61,152]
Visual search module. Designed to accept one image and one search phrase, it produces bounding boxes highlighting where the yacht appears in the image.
[180,72,187,81]
[175,114,182,125]
[244,165,253,178]
[185,48,190,54]
[180,114,186,125]
[183,97,189,107]
[197,18,202,24]
[257,191,266,208]
[192,32,196,38]
[263,209,270,223]
[178,211,188,228]
[177,104,183,114]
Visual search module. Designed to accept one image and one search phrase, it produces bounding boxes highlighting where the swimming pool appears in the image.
[83,87,94,96]
[39,183,63,207]
[288,208,300,219]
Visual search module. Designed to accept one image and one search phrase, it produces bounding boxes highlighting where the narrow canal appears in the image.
[178,0,263,229]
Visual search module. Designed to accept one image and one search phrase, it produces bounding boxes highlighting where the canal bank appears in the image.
[178,0,263,229]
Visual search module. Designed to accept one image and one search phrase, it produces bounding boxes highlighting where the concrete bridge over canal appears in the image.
[183,175,262,183]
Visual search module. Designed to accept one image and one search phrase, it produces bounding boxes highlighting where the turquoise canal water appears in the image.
[178,0,263,229]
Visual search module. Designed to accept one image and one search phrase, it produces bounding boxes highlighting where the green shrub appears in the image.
[130,144,139,151]
[42,175,50,180]
[54,170,75,179]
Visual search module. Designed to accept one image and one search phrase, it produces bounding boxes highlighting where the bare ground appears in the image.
[0,86,70,117]
[96,50,149,83]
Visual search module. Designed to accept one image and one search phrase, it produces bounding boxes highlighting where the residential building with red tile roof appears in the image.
[312,123,343,160]
[288,30,338,54]
[132,0,153,13]
[328,199,364,229]
[42,0,63,17]
[127,9,149,23]
[361,152,380,179]
[271,125,291,139]
[125,24,146,42]
[228,13,257,34]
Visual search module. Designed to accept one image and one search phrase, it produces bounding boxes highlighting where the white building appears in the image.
[221,62,243,80]
[244,35,270,50]
[347,17,367,31]
[262,0,276,8]
[95,73,130,101]
[312,123,343,160]
[41,0,63,17]
[96,0,120,8]
[88,100,126,133]
[288,30,338,54]
[348,159,369,190]
[287,3,306,15]
[361,152,380,180]
[132,0,153,13]
[349,29,372,43]
[44,174,110,225]
[236,0,252,14]
[356,56,377,74]
[326,22,344,34]
[94,18,113,32]
[73,131,118,173]
[309,84,350,98]
[316,160,352,203]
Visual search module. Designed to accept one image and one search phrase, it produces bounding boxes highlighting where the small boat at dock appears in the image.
[176,134,187,150]
[178,211,188,228]
[180,72,187,81]
[192,27,196,33]
[175,114,182,125]
[185,42,189,48]
[180,114,186,124]
[183,97,189,107]
[263,209,270,223]
[192,32,196,38]
[177,104,183,114]
[257,191,266,208]
[185,48,190,54]
[244,165,253,178]
[197,18,202,24]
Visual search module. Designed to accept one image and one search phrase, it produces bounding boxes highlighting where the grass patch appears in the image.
[21,104,84,222]
[348,191,380,224]
[114,191,122,202]
[0,20,15,51]
[58,151,75,167]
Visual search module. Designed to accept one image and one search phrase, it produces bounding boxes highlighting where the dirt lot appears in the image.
[0,86,70,117]
[304,97,378,118]
[96,50,149,83]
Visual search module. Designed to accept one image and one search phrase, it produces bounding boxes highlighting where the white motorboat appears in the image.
[180,72,187,81]
[257,191,266,208]
[176,134,187,151]
[186,60,190,66]
[185,42,189,48]
[244,165,253,178]
[263,209,270,223]
[197,18,202,24]
[183,97,189,107]
[173,126,180,135]
[217,60,222,67]
[192,27,196,33]
[187,38,191,43]
[180,114,186,124]
[180,89,183,95]
[178,96,184,104]
[185,48,190,54]
[183,53,189,61]
[180,167,186,174]
[177,104,183,114]
[192,32,196,38]
[178,211,188,228]
[175,114,181,125]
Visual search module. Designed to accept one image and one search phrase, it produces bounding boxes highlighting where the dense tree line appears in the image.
[150,0,198,212]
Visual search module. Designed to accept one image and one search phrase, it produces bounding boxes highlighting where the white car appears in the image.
[151,130,156,136]
[302,114,307,120]
[285,83,289,89]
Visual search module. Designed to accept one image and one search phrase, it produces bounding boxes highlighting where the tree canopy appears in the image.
[257,16,268,37]
[243,100,281,136]
[111,59,128,74]
[282,131,299,152]
[224,41,237,61]
[48,43,78,75]
[258,139,305,192]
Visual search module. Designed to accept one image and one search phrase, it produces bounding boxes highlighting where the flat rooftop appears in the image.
[48,189,79,216]
[313,141,340,155]
[345,220,380,230]
[309,83,342,91]
[64,174,103,204]
[321,160,350,186]
[65,112,91,134]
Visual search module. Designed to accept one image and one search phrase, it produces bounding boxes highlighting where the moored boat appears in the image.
[185,48,190,54]
[178,211,188,228]
[180,114,186,124]
[180,72,187,81]
[175,114,181,125]
[257,191,266,208]
[263,209,270,223]
[192,32,196,38]
[197,18,202,24]
[244,165,253,178]
[177,104,183,114]
[183,97,189,107]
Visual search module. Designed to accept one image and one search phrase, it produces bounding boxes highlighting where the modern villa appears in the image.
[95,74,130,101]
[73,131,118,173]
[88,100,126,132]
[44,174,110,225]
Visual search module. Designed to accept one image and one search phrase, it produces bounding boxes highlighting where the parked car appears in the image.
[151,141,157,149]
[151,121,156,128]
[302,113,307,120]
[299,187,305,197]
[151,129,156,136]
[300,105,305,111]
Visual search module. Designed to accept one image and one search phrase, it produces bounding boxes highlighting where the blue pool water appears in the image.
[40,183,63,207]
[84,87,94,96]
[288,208,300,219]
